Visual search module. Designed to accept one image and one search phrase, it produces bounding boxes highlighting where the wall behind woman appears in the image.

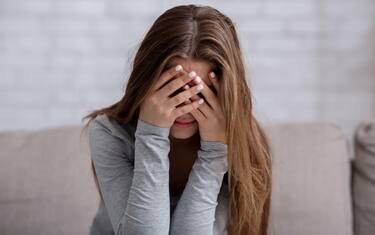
[0,0,374,140]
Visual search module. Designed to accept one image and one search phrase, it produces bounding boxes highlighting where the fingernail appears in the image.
[188,71,196,78]
[209,72,216,79]
[198,98,204,104]
[175,65,182,72]
[194,76,201,83]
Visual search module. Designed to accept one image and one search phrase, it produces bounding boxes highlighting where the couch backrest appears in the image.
[0,123,353,235]
[0,125,99,235]
[265,122,353,235]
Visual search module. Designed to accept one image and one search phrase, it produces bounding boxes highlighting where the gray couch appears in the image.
[0,120,374,235]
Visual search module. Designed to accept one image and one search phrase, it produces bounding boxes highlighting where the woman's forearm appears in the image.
[122,119,171,234]
[89,117,171,235]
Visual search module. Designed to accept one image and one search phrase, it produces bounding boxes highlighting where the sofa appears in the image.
[0,120,374,235]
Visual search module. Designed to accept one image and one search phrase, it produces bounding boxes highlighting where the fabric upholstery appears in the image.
[0,122,354,235]
[265,122,353,235]
[0,126,99,235]
[353,119,375,235]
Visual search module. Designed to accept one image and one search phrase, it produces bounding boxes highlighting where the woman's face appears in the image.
[166,57,215,140]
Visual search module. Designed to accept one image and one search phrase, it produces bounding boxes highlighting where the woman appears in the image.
[82,4,272,235]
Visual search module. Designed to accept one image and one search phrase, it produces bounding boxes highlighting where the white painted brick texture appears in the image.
[0,0,374,145]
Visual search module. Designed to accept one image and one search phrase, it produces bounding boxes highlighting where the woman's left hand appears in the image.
[183,71,227,144]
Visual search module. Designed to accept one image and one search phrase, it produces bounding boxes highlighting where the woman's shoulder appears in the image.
[88,114,136,162]
[88,113,136,145]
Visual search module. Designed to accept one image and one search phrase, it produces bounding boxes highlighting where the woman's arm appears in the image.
[88,118,171,235]
[169,139,228,235]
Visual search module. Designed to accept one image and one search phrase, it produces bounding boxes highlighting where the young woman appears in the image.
[82,4,272,235]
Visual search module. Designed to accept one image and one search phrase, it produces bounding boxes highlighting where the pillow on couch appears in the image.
[353,119,375,235]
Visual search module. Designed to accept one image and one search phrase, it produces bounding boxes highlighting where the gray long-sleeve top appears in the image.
[88,114,229,235]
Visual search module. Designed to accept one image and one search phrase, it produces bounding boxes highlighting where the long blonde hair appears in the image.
[82,5,272,235]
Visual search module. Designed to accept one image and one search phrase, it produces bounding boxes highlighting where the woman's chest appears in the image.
[168,151,197,196]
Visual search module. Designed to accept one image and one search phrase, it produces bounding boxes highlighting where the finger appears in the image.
[166,82,204,108]
[189,103,207,121]
[209,71,220,95]
[195,76,221,111]
[158,71,197,99]
[183,85,199,105]
[183,80,201,102]
[171,98,204,119]
[181,87,206,121]
[152,64,185,92]
[197,100,215,119]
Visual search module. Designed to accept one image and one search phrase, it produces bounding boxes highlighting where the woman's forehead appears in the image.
[167,57,214,85]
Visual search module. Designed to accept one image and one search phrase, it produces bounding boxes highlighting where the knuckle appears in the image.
[168,69,175,76]
[181,92,189,100]
[183,74,192,82]
[166,84,174,93]
[173,95,182,104]
[175,79,184,88]
[167,67,178,77]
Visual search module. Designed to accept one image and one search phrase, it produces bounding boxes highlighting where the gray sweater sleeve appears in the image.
[170,140,228,235]
[89,118,171,235]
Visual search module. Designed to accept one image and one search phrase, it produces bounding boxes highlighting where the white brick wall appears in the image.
[0,0,374,142]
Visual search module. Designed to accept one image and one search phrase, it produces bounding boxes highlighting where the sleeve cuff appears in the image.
[135,119,170,138]
[200,139,228,153]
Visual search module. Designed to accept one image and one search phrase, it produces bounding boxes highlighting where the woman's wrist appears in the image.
[200,139,228,152]
[135,118,170,138]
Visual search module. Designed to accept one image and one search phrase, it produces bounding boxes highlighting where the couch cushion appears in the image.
[265,122,353,235]
[353,119,375,235]
[0,126,99,235]
[0,122,353,235]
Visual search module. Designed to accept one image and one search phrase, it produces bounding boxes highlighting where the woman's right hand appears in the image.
[139,64,205,128]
